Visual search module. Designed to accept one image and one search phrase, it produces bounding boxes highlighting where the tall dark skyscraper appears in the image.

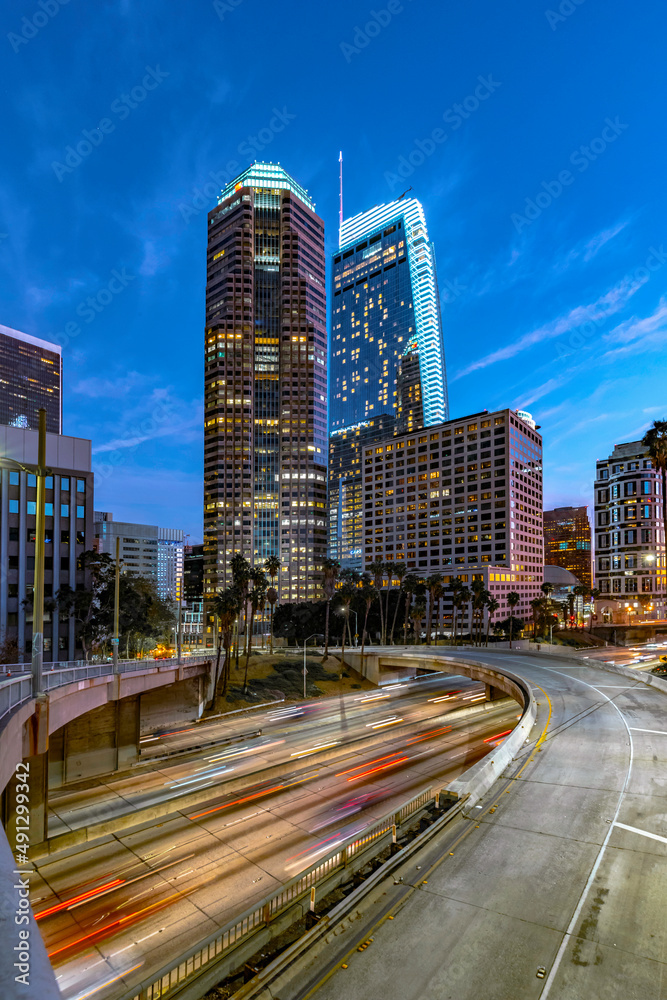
[204,163,327,606]
[328,197,448,568]
[0,324,62,433]
[543,505,592,591]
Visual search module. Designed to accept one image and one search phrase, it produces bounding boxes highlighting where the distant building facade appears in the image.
[543,506,592,591]
[594,441,665,618]
[0,426,93,662]
[395,351,424,435]
[157,528,185,601]
[183,544,204,649]
[363,408,543,630]
[0,325,62,433]
[94,515,184,601]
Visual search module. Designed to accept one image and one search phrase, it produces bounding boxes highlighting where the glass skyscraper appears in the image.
[0,324,62,433]
[204,163,327,606]
[328,197,448,567]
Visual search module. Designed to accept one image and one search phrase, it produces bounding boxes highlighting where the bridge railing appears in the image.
[119,786,438,1000]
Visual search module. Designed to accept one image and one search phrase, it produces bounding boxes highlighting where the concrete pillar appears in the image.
[115,696,140,770]
[485,683,504,701]
[3,751,49,851]
[49,695,141,786]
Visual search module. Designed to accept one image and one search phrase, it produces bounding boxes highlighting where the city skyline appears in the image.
[2,1,666,541]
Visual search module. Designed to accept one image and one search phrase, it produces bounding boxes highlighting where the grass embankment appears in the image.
[209,651,375,714]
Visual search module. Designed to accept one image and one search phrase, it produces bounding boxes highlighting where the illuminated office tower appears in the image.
[329,197,447,567]
[543,506,592,591]
[203,163,327,606]
[0,324,62,433]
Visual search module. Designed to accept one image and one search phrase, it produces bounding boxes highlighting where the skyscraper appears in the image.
[204,163,327,605]
[329,197,448,567]
[543,506,592,591]
[0,324,62,433]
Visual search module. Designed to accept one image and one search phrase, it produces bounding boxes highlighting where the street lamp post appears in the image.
[350,609,358,647]
[31,408,47,696]
[112,537,120,673]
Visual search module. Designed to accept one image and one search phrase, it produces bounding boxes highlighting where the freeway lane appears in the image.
[295,649,667,1000]
[47,674,486,837]
[33,687,519,1000]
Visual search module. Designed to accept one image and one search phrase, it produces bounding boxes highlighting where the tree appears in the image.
[506,591,520,648]
[231,554,251,662]
[358,579,377,676]
[447,576,464,645]
[321,557,340,661]
[243,568,268,691]
[530,597,546,638]
[471,579,487,646]
[589,587,601,631]
[55,550,115,659]
[425,574,443,646]
[456,586,472,643]
[410,600,427,643]
[642,420,667,606]
[266,587,278,652]
[388,562,407,644]
[485,597,499,646]
[541,582,554,599]
[211,587,242,703]
[402,573,419,645]
[368,560,386,645]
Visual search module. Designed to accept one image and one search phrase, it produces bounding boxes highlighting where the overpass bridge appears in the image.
[0,655,213,998]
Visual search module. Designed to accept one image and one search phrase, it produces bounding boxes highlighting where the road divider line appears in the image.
[629,727,667,735]
[613,822,667,845]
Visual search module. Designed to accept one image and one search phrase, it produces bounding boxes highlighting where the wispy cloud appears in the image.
[453,274,645,380]
[597,298,667,364]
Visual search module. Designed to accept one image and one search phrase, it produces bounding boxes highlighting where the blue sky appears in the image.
[2,0,666,542]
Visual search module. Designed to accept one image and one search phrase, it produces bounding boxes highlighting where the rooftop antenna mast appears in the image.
[338,150,343,227]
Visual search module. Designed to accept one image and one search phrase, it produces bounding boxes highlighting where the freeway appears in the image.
[33,675,520,1000]
[288,648,667,1000]
[47,673,489,837]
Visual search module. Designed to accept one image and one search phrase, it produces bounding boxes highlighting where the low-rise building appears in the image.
[594,441,665,618]
[0,425,94,662]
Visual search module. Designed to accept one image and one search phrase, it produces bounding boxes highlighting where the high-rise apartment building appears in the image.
[543,506,592,591]
[0,325,62,433]
[363,408,543,627]
[0,425,93,661]
[329,197,447,567]
[204,163,328,604]
[594,441,665,616]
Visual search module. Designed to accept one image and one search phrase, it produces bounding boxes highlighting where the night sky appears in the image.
[2,0,666,542]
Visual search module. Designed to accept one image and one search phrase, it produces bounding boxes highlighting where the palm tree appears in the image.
[266,586,278,653]
[340,568,361,647]
[368,559,386,645]
[507,591,520,648]
[471,579,487,646]
[457,586,472,643]
[211,586,242,704]
[358,579,377,676]
[541,581,554,599]
[485,596,499,646]
[448,576,464,645]
[383,561,396,644]
[589,587,601,631]
[388,562,407,644]
[530,597,545,638]
[264,555,280,647]
[401,573,419,645]
[230,554,251,666]
[642,420,667,606]
[425,573,443,646]
[321,557,340,661]
[411,600,427,643]
[338,579,357,677]
[243,568,268,691]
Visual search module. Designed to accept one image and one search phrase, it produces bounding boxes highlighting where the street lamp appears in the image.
[0,408,49,696]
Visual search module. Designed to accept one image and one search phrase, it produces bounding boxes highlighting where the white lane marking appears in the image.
[535,670,634,1000]
[613,822,667,845]
[591,685,634,689]
[629,727,667,735]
